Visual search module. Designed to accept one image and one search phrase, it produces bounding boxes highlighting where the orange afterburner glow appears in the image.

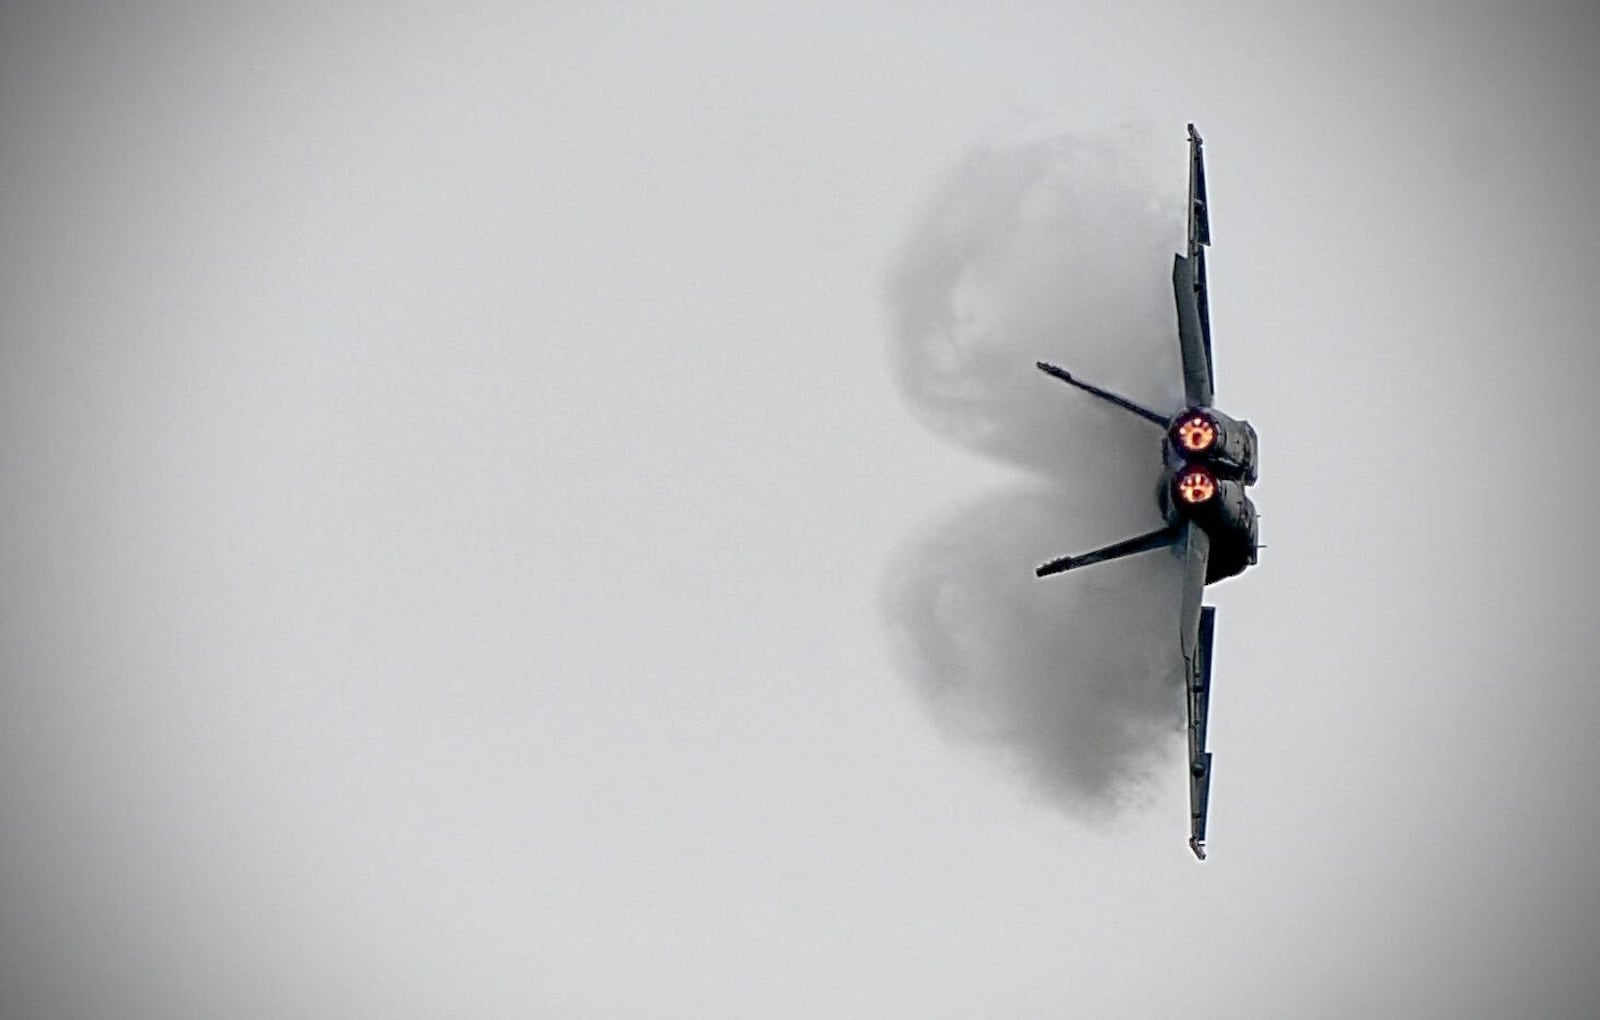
[1175,414,1217,454]
[1176,467,1217,505]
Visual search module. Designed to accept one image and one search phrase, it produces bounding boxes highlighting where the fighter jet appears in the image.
[1033,124,1258,860]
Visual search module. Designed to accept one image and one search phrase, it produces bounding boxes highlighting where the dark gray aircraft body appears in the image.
[1034,125,1258,860]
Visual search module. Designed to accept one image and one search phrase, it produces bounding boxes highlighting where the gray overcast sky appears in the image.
[3,3,1598,1017]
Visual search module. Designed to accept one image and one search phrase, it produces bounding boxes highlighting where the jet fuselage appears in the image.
[1159,407,1259,584]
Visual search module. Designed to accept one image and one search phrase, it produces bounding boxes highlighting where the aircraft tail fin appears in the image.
[1035,361,1170,427]
[1035,525,1180,578]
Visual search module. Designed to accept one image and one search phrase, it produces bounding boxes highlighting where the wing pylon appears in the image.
[1178,524,1214,859]
[1187,607,1216,860]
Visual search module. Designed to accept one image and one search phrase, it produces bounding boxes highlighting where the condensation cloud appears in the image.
[884,130,1194,811]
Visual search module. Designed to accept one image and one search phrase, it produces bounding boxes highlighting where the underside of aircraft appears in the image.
[1034,125,1258,860]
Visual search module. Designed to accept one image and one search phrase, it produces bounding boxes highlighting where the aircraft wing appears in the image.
[1178,522,1214,859]
[1187,607,1216,860]
[1172,123,1214,408]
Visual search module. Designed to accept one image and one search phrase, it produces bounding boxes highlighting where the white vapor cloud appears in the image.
[884,129,1197,813]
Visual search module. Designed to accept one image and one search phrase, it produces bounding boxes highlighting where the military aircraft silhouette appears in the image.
[1033,125,1258,860]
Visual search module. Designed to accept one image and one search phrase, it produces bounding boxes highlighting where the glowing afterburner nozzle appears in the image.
[1174,413,1217,454]
[1176,466,1217,505]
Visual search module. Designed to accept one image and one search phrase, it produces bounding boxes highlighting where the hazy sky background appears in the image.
[3,3,1598,1017]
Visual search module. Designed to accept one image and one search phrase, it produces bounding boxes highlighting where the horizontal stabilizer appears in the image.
[1190,606,1215,752]
[1172,255,1214,409]
[1193,246,1213,375]
[1178,523,1210,660]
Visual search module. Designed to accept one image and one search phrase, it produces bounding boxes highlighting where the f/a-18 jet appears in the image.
[1034,125,1258,860]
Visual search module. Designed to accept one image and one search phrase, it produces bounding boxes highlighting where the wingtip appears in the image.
[1189,837,1206,860]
